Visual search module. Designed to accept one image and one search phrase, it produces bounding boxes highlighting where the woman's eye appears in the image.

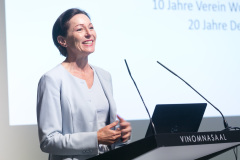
[77,28,82,31]
[90,26,94,29]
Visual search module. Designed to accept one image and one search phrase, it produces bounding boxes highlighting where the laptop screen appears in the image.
[145,103,207,137]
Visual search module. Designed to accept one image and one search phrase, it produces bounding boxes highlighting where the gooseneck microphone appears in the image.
[124,59,157,135]
[156,61,231,130]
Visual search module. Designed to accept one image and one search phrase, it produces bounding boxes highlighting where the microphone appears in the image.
[156,61,231,130]
[124,59,157,135]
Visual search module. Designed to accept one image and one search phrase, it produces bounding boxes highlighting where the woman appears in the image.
[37,8,131,160]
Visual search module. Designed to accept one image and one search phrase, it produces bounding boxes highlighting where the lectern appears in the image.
[88,130,240,160]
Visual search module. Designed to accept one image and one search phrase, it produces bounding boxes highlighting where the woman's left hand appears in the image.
[117,115,132,143]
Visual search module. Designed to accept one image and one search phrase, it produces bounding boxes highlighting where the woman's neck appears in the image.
[61,54,94,89]
[62,54,91,73]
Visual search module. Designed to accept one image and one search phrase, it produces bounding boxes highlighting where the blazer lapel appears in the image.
[93,66,117,124]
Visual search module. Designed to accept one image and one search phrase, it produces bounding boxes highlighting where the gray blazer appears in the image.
[37,64,117,160]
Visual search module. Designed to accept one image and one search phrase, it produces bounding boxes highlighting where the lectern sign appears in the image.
[179,133,227,143]
[155,131,240,147]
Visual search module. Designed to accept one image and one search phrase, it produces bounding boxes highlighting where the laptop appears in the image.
[145,103,207,137]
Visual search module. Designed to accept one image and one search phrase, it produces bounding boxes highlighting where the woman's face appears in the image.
[64,14,97,56]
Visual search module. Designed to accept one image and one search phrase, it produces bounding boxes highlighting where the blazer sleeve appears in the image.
[36,75,98,156]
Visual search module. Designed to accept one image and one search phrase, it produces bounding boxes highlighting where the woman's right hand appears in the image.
[97,121,121,145]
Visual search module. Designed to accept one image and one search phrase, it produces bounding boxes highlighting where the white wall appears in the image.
[0,0,239,159]
[0,0,47,159]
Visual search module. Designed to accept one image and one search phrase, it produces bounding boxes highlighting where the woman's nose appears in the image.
[85,28,91,38]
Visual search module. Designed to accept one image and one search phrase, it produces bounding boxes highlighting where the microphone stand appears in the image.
[124,59,157,135]
[156,61,234,131]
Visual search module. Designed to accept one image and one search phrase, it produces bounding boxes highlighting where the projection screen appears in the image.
[5,0,240,125]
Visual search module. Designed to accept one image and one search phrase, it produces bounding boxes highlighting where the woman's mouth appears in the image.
[83,40,93,45]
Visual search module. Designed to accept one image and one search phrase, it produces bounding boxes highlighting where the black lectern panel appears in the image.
[88,136,157,160]
[88,130,240,160]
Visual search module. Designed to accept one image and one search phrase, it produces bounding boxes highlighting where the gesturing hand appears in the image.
[117,115,132,143]
[97,121,121,145]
